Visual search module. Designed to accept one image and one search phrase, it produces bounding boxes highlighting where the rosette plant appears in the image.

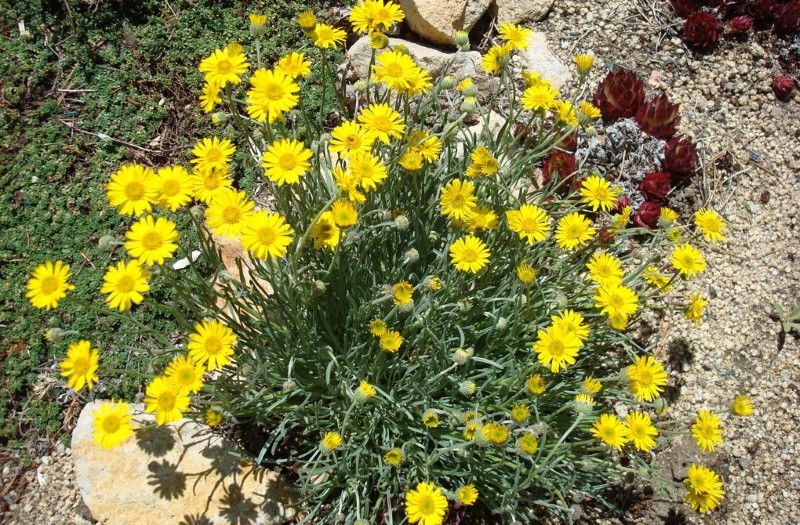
[593,68,645,120]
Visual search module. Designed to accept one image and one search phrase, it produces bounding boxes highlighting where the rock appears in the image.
[496,0,555,25]
[72,401,296,525]
[397,0,492,46]
[520,32,571,90]
[347,36,498,95]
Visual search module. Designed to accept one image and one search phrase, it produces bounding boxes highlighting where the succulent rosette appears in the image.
[639,172,672,202]
[633,202,662,229]
[593,69,646,120]
[683,11,722,51]
[663,136,699,183]
[635,94,681,139]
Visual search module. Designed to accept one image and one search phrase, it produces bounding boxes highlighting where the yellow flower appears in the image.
[187,319,237,371]
[144,376,191,425]
[206,188,255,239]
[517,433,539,455]
[731,395,754,416]
[671,244,706,278]
[330,199,359,228]
[643,265,672,291]
[333,167,366,204]
[348,151,387,191]
[392,281,414,306]
[465,205,498,232]
[694,208,727,243]
[349,0,405,34]
[594,282,639,318]
[354,380,377,402]
[247,68,300,124]
[506,204,551,245]
[511,403,530,424]
[399,66,433,97]
[358,103,405,144]
[330,120,375,157]
[198,46,249,86]
[191,166,233,204]
[26,260,75,311]
[574,53,595,74]
[101,260,149,312]
[106,164,158,216]
[455,484,478,506]
[481,43,513,75]
[262,138,312,185]
[92,401,134,449]
[526,374,545,395]
[320,431,343,452]
[533,324,582,373]
[199,81,222,113]
[550,310,590,342]
[310,211,341,250]
[439,179,477,221]
[590,413,629,450]
[466,145,499,178]
[625,411,659,452]
[427,276,442,290]
[555,212,596,250]
[579,100,601,120]
[684,292,708,326]
[249,14,268,35]
[582,376,602,395]
[370,319,387,336]
[421,409,440,429]
[482,422,510,445]
[164,354,205,394]
[154,165,193,211]
[516,263,537,285]
[586,252,624,286]
[380,330,403,352]
[498,23,532,50]
[627,355,668,402]
[405,482,448,525]
[660,207,680,223]
[449,235,490,273]
[520,83,558,111]
[691,410,723,453]
[191,137,236,173]
[205,408,224,427]
[240,210,294,260]
[312,23,346,49]
[59,340,100,391]
[384,448,403,465]
[297,10,317,31]
[580,175,620,212]
[274,52,311,80]
[373,50,419,91]
[685,464,725,513]
[552,100,579,127]
[124,216,179,266]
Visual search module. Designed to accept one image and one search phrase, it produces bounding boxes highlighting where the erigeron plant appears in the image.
[26,3,751,523]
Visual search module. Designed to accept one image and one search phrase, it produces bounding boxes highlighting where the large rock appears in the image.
[496,0,555,25]
[397,0,492,46]
[72,401,295,525]
[520,32,570,90]
[347,36,498,95]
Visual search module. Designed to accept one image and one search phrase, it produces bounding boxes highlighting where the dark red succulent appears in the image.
[639,172,672,202]
[700,0,733,17]
[598,228,616,245]
[772,76,796,100]
[662,136,699,182]
[774,0,800,34]
[683,12,722,51]
[615,194,632,213]
[593,69,646,121]
[750,0,780,27]
[635,94,681,139]
[670,0,697,18]
[557,131,578,152]
[633,202,662,229]
[727,15,754,35]
[541,151,579,191]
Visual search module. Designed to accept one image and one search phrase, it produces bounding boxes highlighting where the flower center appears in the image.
[222,206,241,224]
[141,232,163,251]
[178,368,195,385]
[373,116,390,131]
[203,175,222,190]
[265,83,285,101]
[257,227,277,246]
[548,340,564,357]
[522,217,540,233]
[125,182,145,200]
[567,224,584,239]
[386,63,404,78]
[40,276,60,295]
[460,248,477,263]
[116,275,135,293]
[344,135,361,148]
[158,393,176,411]
[102,416,121,434]
[608,293,625,309]
[216,59,232,74]
[278,153,297,171]
[204,335,222,356]
[71,356,90,376]
[162,180,180,196]
[204,148,222,162]
[637,369,653,386]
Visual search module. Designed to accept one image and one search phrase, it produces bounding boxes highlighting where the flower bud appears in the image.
[404,248,419,263]
[459,380,476,396]
[461,84,479,98]
[460,96,478,113]
[249,14,268,37]
[495,317,508,330]
[427,230,439,242]
[189,205,205,220]
[394,215,410,230]
[455,31,470,51]
[370,31,388,49]
[282,379,297,391]
[440,75,456,90]
[394,44,410,55]
[354,520,370,525]
[451,347,473,365]
[211,112,227,125]
[44,327,67,343]
[334,513,346,522]
[98,234,116,252]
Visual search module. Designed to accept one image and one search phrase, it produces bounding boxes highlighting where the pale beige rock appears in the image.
[496,0,555,25]
[212,233,273,313]
[347,36,498,95]
[520,32,571,90]
[397,0,492,45]
[72,401,295,525]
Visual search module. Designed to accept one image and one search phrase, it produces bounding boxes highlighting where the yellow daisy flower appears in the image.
[627,355,668,402]
[330,120,375,157]
[405,482,448,525]
[124,215,179,266]
[101,259,149,312]
[190,166,233,204]
[92,401,134,449]
[199,81,222,113]
[246,69,300,123]
[348,151,387,191]
[590,413,629,450]
[685,464,725,513]
[330,199,358,228]
[439,179,477,221]
[312,23,347,49]
[310,211,341,250]
[580,175,620,212]
[555,212,596,250]
[26,260,75,310]
[625,411,659,451]
[357,103,405,144]
[191,137,235,173]
[274,52,311,79]
[262,138,313,186]
[206,188,255,239]
[144,376,191,425]
[373,50,418,91]
[154,165,193,211]
[379,330,403,352]
[694,208,727,243]
[731,394,754,416]
[198,46,249,86]
[240,210,294,260]
[187,319,237,371]
[506,204,551,244]
[456,484,479,505]
[533,324,582,373]
[392,281,413,306]
[164,354,205,394]
[449,235,490,273]
[498,23,532,50]
[59,340,100,391]
[106,164,158,216]
[586,251,624,286]
[671,243,706,278]
[691,410,723,453]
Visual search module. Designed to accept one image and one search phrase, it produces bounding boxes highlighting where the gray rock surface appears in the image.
[396,0,492,45]
[520,32,571,90]
[496,0,555,25]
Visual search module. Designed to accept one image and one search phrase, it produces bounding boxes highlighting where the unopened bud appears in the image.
[451,347,473,365]
[461,84,479,98]
[404,248,419,263]
[211,112,228,125]
[98,234,116,252]
[394,215,409,230]
[394,44,410,55]
[189,205,204,220]
[354,79,368,93]
[459,380,476,396]
[44,327,67,343]
[495,317,508,330]
[370,31,388,50]
[440,75,456,90]
[455,31,470,51]
[313,279,327,294]
[460,96,478,113]
[282,379,297,391]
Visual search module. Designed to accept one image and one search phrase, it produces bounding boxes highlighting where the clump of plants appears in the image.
[26,2,752,523]
[668,0,799,99]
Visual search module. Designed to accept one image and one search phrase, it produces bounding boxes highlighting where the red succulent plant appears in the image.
[750,0,780,27]
[727,15,754,35]
[541,151,579,191]
[670,0,697,18]
[593,69,646,120]
[683,11,722,51]
[662,136,699,182]
[639,172,672,202]
[633,202,662,229]
[772,76,796,100]
[635,94,681,139]
[774,0,800,34]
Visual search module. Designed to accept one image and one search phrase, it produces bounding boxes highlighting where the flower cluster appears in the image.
[26,2,747,523]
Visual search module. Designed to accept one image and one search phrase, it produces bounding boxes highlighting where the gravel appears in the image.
[3,1,799,523]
